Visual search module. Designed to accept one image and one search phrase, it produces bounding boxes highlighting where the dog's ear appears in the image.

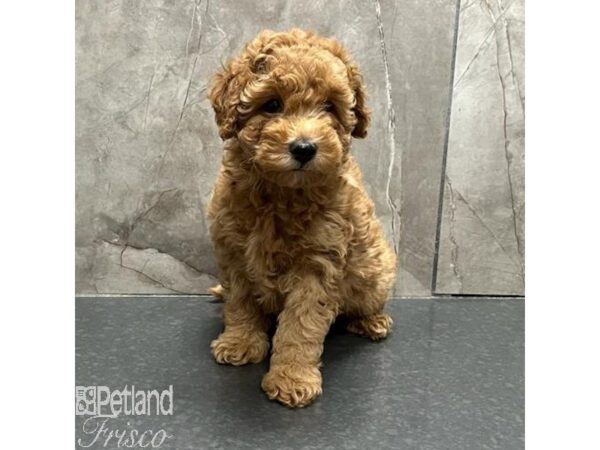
[208,62,241,141]
[347,63,371,139]
[208,30,283,140]
[316,36,371,139]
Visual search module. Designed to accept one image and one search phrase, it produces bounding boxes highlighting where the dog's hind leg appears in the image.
[342,254,396,341]
[346,313,393,340]
[208,283,225,300]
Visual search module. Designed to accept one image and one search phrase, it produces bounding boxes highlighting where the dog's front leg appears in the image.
[261,276,339,407]
[211,277,270,365]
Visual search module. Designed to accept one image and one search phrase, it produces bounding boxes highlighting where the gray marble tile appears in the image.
[76,0,461,296]
[76,0,222,294]
[380,0,459,295]
[435,0,525,295]
[76,297,524,450]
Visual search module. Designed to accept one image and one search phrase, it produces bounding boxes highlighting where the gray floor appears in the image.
[76,297,524,450]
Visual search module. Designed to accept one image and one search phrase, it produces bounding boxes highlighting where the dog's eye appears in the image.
[323,101,335,113]
[262,98,283,114]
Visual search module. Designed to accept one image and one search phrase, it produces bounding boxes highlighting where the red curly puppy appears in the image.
[207,29,396,407]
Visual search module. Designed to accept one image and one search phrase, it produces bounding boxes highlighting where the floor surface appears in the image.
[76,297,524,450]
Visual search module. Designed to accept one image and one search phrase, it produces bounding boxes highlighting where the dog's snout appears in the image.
[289,139,317,165]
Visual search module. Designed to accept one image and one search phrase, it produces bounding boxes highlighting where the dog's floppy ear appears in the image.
[317,36,371,139]
[208,62,241,141]
[347,63,371,139]
[208,30,282,140]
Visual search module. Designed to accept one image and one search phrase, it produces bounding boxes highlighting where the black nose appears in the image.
[289,139,317,165]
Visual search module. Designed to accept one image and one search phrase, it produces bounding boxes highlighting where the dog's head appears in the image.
[209,29,370,187]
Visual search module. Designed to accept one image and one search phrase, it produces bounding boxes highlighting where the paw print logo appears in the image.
[75,386,97,416]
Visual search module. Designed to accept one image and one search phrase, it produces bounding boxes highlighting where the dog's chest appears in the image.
[245,210,309,275]
[242,203,352,290]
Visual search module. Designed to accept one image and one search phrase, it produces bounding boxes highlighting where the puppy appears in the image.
[207,29,396,407]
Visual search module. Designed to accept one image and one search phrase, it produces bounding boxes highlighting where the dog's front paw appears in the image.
[261,364,322,408]
[211,329,269,365]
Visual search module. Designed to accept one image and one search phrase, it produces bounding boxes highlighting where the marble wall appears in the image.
[76,0,524,296]
[434,0,525,295]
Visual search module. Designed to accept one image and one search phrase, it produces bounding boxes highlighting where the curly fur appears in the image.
[206,29,396,407]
